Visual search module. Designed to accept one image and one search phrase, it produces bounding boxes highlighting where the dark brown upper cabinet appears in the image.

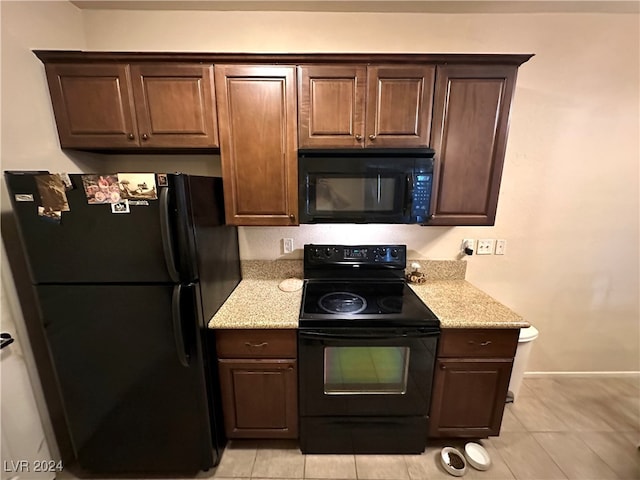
[428,64,518,226]
[43,63,218,149]
[298,64,435,148]
[215,65,298,226]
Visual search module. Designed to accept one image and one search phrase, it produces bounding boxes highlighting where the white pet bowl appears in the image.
[440,446,467,477]
[464,442,491,471]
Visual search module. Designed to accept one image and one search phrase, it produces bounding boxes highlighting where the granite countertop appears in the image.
[208,260,302,329]
[208,259,527,330]
[409,281,528,329]
[208,278,302,329]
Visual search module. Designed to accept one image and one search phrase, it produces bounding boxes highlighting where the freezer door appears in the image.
[5,173,189,284]
[36,284,216,473]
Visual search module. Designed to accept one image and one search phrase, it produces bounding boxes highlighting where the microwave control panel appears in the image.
[410,170,433,222]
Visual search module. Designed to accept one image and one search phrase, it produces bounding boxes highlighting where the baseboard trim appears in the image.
[524,371,640,378]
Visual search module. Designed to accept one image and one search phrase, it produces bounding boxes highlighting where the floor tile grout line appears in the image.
[401,453,409,480]
[248,441,258,479]
[354,455,359,480]
[578,431,629,479]
[484,438,519,480]
[527,431,571,480]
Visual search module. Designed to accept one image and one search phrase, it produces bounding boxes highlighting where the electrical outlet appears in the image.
[283,238,294,254]
[462,239,475,255]
[495,239,507,255]
[477,239,494,255]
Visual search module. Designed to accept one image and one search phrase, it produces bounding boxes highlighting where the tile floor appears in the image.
[210,377,639,480]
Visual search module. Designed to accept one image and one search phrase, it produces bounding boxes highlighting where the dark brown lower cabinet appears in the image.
[215,329,298,439]
[218,359,298,438]
[429,358,513,437]
[429,329,518,438]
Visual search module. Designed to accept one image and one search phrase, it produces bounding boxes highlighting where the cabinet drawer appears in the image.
[438,329,518,358]
[216,329,297,358]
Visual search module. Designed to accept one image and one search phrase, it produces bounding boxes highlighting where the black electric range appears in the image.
[297,244,440,455]
[299,243,439,329]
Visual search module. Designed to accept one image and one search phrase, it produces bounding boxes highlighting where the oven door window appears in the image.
[324,346,410,395]
[309,175,403,215]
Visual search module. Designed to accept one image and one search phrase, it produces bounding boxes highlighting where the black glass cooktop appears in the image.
[299,280,440,328]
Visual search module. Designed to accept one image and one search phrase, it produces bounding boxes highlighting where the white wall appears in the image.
[2,3,638,375]
[1,0,90,462]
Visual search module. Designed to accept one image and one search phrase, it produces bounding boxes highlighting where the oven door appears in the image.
[298,327,439,417]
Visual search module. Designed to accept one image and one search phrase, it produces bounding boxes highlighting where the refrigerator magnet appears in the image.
[111,200,130,214]
[82,174,121,204]
[35,174,70,212]
[37,206,62,223]
[57,173,73,190]
[14,194,34,202]
[117,173,157,200]
[157,174,168,187]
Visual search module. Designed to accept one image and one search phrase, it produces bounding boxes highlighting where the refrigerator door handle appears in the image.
[172,285,190,367]
[160,188,181,282]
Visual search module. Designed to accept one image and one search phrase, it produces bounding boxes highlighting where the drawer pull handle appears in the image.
[245,342,268,348]
[468,340,492,346]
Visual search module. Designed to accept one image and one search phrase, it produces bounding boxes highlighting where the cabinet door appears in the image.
[365,65,435,148]
[215,65,298,226]
[44,63,138,149]
[218,359,298,438]
[298,65,366,148]
[429,65,518,225]
[429,358,513,438]
[130,64,218,148]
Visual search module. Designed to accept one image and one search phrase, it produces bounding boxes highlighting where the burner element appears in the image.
[318,292,368,314]
[377,296,403,313]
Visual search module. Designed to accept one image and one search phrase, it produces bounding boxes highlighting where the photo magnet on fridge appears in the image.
[111,200,130,214]
[57,173,73,190]
[118,173,158,200]
[82,174,121,204]
[35,174,70,213]
[157,173,168,187]
[37,206,62,223]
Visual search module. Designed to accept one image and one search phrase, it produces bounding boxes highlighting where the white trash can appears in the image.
[506,325,539,402]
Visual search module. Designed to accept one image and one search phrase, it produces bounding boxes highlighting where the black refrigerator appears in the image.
[4,172,241,474]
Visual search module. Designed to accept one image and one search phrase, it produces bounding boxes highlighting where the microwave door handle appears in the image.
[404,174,414,216]
[377,174,381,204]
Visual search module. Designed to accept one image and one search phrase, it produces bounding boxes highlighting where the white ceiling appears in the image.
[68,1,640,14]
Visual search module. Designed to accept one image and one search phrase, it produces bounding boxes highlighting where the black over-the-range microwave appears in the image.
[298,148,435,224]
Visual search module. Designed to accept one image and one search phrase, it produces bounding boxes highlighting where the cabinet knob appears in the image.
[141,133,149,141]
[289,213,296,222]
[440,364,446,370]
[127,133,135,140]
[355,134,363,141]
[369,134,377,140]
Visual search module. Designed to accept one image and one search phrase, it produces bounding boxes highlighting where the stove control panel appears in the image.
[305,244,406,267]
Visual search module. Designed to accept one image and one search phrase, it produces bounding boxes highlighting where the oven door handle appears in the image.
[299,330,439,340]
